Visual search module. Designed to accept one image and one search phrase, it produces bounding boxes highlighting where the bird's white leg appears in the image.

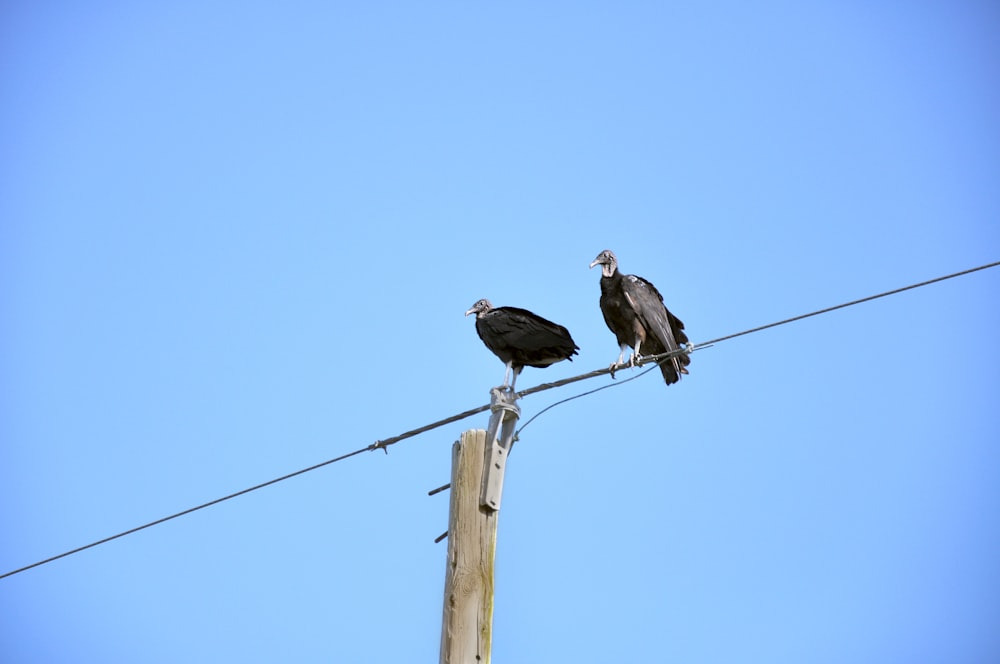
[501,361,512,389]
[610,343,629,378]
[629,338,642,367]
[510,366,521,392]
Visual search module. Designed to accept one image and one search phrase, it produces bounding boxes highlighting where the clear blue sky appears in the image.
[2,2,998,662]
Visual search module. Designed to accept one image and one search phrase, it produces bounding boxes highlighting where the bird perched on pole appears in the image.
[589,249,690,385]
[465,299,579,391]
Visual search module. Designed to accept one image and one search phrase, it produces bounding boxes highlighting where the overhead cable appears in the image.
[2,259,996,580]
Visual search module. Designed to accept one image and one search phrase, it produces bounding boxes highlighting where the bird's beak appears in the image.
[464,308,475,317]
[589,259,600,269]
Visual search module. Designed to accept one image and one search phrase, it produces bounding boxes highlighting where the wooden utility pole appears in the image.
[439,389,519,664]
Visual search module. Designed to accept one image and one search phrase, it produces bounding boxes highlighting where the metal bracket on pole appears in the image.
[480,387,520,512]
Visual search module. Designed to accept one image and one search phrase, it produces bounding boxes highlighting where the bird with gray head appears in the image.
[589,249,690,385]
[465,298,579,391]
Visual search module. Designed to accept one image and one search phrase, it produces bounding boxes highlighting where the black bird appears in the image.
[465,299,579,390]
[589,249,690,385]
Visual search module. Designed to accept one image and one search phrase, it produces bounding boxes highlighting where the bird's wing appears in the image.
[491,307,575,351]
[476,308,542,350]
[621,275,682,353]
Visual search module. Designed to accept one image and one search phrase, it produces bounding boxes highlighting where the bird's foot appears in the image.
[490,385,511,400]
[609,360,632,378]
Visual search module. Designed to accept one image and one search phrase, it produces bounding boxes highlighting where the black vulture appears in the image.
[465,298,579,390]
[589,249,690,385]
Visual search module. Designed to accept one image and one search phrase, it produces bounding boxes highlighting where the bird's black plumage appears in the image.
[589,249,690,385]
[465,299,579,390]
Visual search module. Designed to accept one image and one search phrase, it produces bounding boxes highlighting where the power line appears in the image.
[515,364,661,438]
[692,260,1000,348]
[0,447,369,580]
[2,259,996,580]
